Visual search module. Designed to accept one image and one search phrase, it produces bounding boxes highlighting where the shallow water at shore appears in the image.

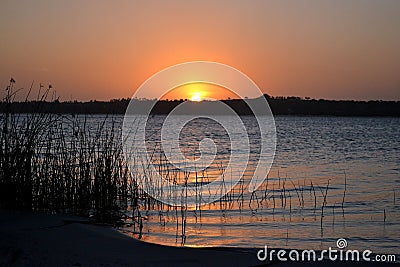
[120,115,399,254]
[26,114,398,253]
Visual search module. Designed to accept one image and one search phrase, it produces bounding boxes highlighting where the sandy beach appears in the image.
[0,209,398,267]
[0,209,263,267]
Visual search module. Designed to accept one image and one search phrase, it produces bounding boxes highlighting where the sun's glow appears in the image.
[161,82,239,101]
[191,93,202,102]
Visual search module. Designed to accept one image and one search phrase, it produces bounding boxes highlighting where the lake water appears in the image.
[118,115,399,254]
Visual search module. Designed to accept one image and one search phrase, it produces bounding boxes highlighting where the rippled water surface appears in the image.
[122,115,399,254]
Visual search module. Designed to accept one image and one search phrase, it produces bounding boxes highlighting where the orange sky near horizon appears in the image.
[161,83,240,101]
[1,1,399,101]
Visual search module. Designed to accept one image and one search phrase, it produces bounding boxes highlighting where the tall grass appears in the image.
[0,80,140,225]
[2,79,371,246]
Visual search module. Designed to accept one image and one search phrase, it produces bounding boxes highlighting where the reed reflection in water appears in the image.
[122,115,399,254]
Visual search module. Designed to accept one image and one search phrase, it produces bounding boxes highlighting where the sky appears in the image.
[1,0,399,101]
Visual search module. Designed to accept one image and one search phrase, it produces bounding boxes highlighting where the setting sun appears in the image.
[161,83,239,101]
[191,93,202,102]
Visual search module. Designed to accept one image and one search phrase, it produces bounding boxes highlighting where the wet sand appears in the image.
[0,210,397,266]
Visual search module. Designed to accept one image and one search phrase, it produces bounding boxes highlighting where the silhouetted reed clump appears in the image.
[6,79,390,246]
[0,80,138,224]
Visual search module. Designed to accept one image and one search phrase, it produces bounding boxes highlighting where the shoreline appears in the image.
[0,209,398,266]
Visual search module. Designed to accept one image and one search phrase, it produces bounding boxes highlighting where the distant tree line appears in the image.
[1,95,399,116]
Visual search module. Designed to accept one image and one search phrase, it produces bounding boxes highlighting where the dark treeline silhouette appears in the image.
[1,95,399,116]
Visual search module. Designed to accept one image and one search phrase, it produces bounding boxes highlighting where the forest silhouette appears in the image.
[1,95,399,116]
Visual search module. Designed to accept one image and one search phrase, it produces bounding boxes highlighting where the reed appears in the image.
[0,81,139,226]
[319,179,330,232]
[342,171,347,217]
[2,79,364,245]
[384,208,386,224]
